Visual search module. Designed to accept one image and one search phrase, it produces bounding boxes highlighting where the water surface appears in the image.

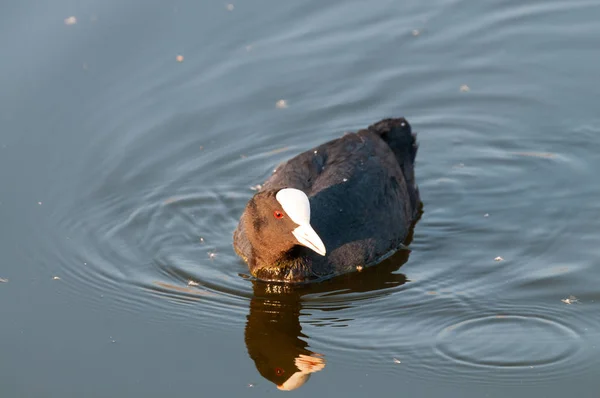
[2,0,600,396]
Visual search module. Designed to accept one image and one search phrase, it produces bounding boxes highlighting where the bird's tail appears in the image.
[368,118,420,215]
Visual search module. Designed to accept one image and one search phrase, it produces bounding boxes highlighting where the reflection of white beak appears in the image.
[277,354,326,391]
[277,372,311,391]
[292,224,326,256]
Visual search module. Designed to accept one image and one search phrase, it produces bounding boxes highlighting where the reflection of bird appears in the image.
[244,247,414,390]
[234,118,420,282]
[244,284,324,391]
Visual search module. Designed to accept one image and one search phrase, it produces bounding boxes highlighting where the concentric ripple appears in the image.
[435,315,579,368]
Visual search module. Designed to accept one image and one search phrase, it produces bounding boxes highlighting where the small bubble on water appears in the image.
[494,256,504,262]
[52,276,61,280]
[64,16,77,25]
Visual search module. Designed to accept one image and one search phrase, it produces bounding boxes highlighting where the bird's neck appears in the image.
[251,248,313,282]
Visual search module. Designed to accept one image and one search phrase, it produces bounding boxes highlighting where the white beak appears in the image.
[292,224,326,256]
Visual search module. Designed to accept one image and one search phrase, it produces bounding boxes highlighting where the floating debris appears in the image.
[412,29,420,36]
[38,202,43,205]
[494,256,504,262]
[268,147,289,155]
[247,383,255,388]
[356,265,363,272]
[187,280,199,287]
[561,295,579,305]
[393,358,402,364]
[275,99,288,109]
[176,55,184,62]
[52,276,61,280]
[199,237,205,243]
[460,84,470,92]
[208,252,217,259]
[513,152,557,159]
[0,278,7,283]
[484,213,489,217]
[64,16,77,25]
[250,184,262,191]
[164,197,179,205]
[154,281,213,297]
[226,4,234,11]
[342,178,348,182]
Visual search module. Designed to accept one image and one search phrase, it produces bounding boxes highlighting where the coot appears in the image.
[233,117,420,282]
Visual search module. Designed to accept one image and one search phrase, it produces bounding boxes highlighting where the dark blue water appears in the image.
[2,0,600,396]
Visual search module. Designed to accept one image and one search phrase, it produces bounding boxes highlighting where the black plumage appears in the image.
[233,117,420,283]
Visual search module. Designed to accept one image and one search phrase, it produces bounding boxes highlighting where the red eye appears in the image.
[275,367,285,376]
[274,210,284,219]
